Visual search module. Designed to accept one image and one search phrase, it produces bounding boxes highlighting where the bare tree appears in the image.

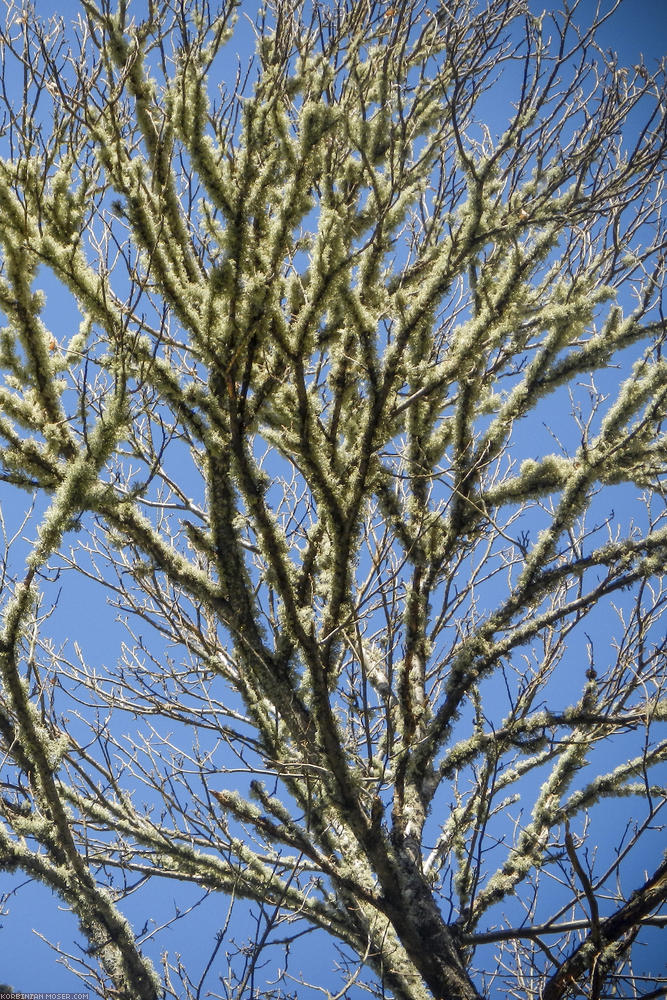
[0,1,666,997]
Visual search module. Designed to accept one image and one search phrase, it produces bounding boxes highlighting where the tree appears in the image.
[0,0,665,996]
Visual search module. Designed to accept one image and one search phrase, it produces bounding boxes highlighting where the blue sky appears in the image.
[1,0,667,996]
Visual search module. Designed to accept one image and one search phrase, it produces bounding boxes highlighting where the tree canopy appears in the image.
[0,1,666,998]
